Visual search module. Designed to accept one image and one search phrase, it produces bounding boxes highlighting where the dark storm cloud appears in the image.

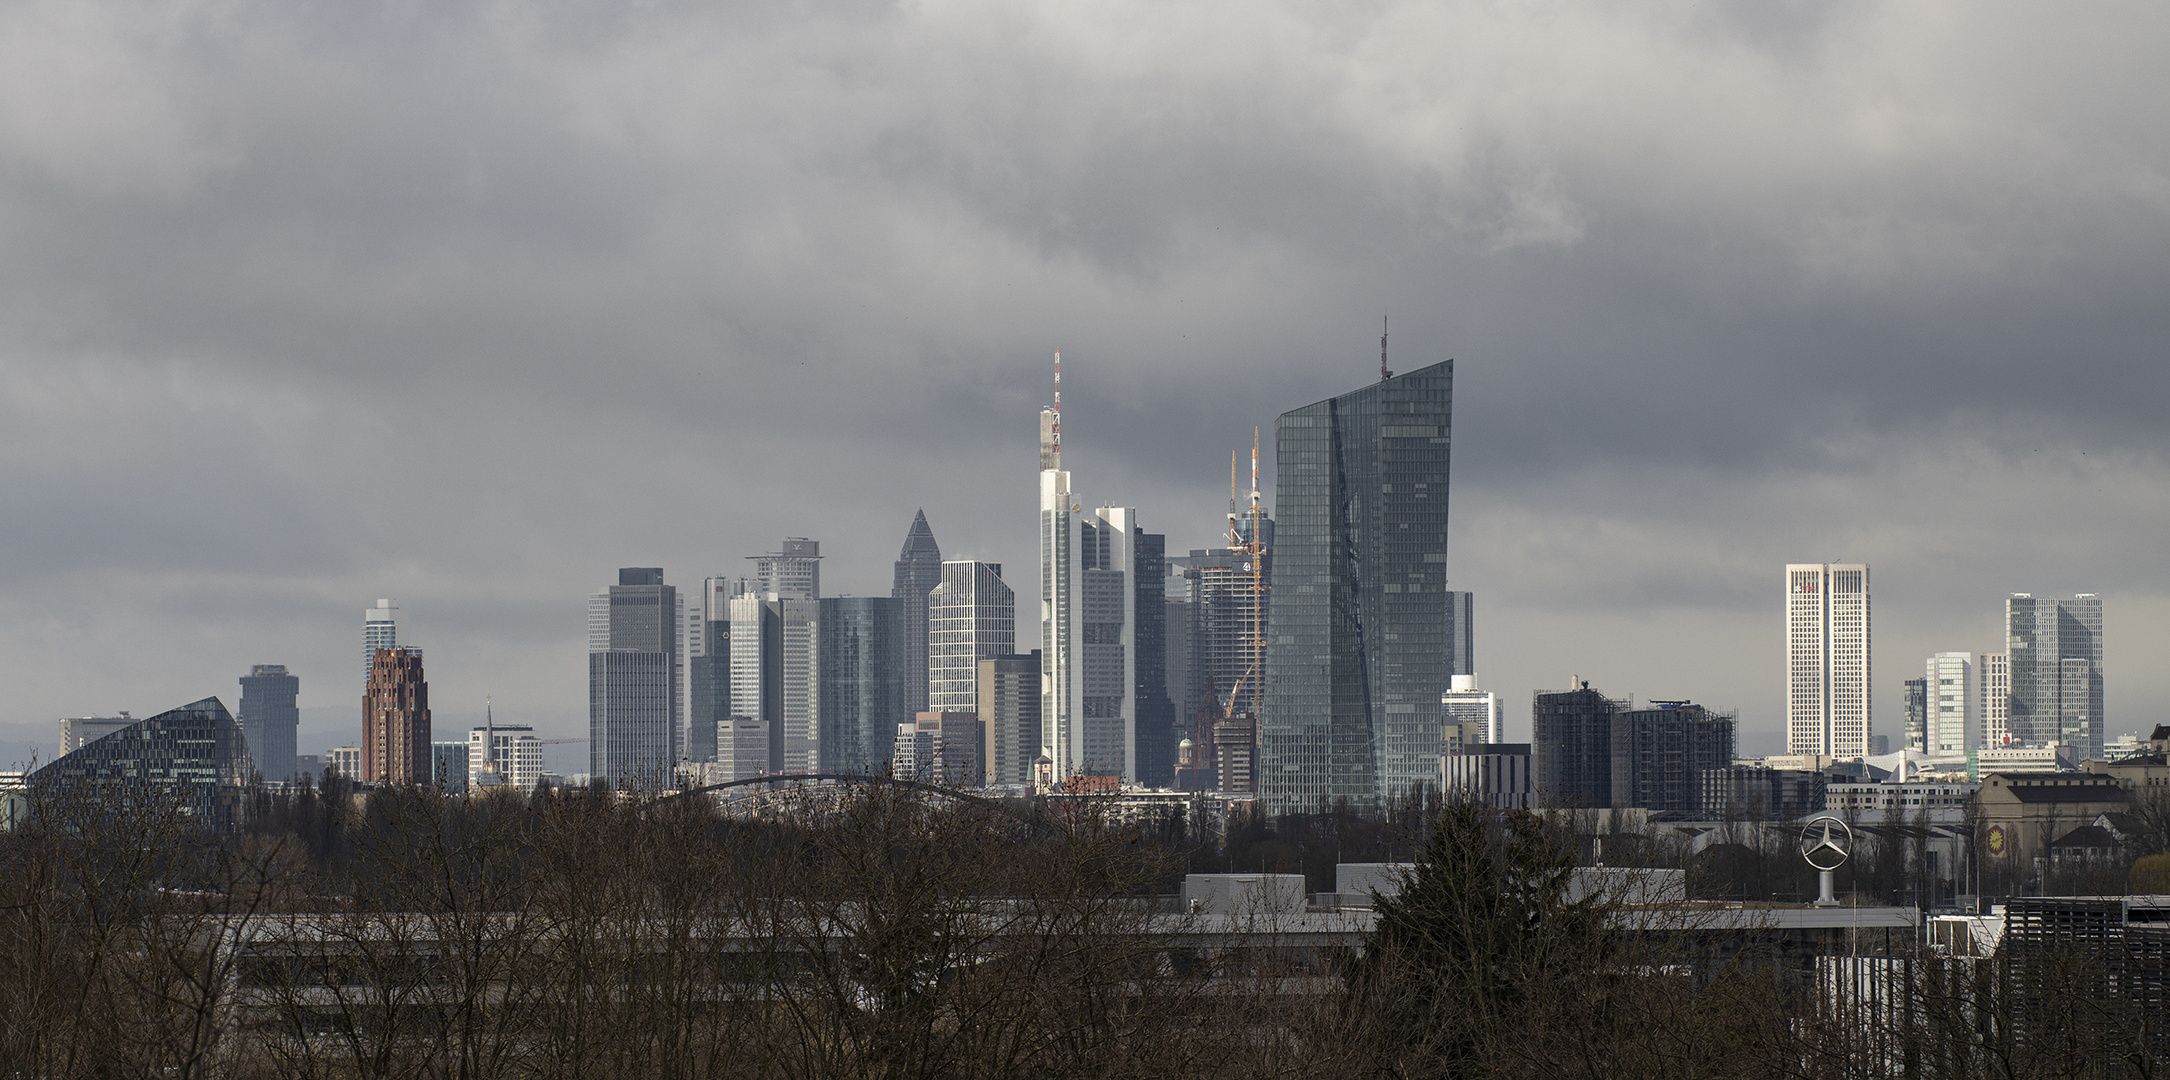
[1,0,2165,755]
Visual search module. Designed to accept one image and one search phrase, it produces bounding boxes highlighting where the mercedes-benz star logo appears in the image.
[1799,815,1853,872]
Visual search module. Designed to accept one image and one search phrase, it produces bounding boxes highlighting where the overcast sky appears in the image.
[3,0,2166,769]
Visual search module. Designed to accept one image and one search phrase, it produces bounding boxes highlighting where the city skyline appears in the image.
[1,4,2164,772]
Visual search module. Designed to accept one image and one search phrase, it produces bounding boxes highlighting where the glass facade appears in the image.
[33,697,254,833]
[927,561,1015,714]
[891,511,944,715]
[818,596,907,774]
[589,568,680,789]
[1259,359,1453,810]
[1131,529,1175,789]
[1904,676,1929,753]
[2006,594,2105,759]
[238,664,299,783]
[978,652,1042,786]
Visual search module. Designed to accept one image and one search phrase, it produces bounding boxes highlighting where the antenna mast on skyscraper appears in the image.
[1052,350,1062,459]
[1380,316,1391,382]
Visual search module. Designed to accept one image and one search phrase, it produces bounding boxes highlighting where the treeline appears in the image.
[0,778,2161,1078]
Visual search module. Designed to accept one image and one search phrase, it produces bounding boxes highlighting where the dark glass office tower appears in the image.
[1131,528,1175,788]
[819,596,907,774]
[688,577,732,764]
[1444,591,1474,682]
[589,567,680,790]
[892,510,943,714]
[1259,359,1453,810]
[33,697,255,833]
[238,664,299,783]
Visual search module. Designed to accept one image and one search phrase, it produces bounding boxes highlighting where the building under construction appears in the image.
[1171,440,1272,791]
[1175,444,1273,727]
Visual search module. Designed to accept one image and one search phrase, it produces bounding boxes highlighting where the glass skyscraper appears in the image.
[892,511,943,714]
[238,664,300,783]
[818,596,907,774]
[2005,593,2104,759]
[1258,359,1454,810]
[364,599,400,683]
[927,561,1015,714]
[588,567,682,790]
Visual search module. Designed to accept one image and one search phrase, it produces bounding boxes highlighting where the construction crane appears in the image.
[1196,428,1269,790]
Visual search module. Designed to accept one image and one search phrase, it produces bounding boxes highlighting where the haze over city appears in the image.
[2,0,2165,768]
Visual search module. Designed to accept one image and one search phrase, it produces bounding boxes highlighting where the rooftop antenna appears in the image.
[1380,315,1391,382]
[485,694,495,768]
[1052,350,1062,459]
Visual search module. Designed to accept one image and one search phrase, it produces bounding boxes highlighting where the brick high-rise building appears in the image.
[363,647,431,784]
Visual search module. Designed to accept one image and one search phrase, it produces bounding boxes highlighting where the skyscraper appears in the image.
[892,511,943,714]
[1175,443,1273,739]
[1258,359,1454,810]
[687,576,733,763]
[1980,653,2011,746]
[588,568,681,789]
[819,596,906,774]
[928,561,1015,713]
[364,599,401,682]
[1038,355,1161,783]
[1441,674,1501,745]
[1924,652,1978,755]
[978,652,1042,786]
[238,664,300,783]
[363,647,430,784]
[735,540,822,774]
[1903,677,1929,754]
[1445,591,1475,683]
[2005,593,2105,759]
[1130,528,1175,789]
[728,589,780,775]
[1785,563,1872,758]
[1175,527,1271,730]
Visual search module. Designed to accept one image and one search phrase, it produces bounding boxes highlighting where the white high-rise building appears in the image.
[364,599,400,682]
[1980,653,2010,746]
[1039,356,1143,783]
[468,723,544,791]
[1440,674,1502,745]
[725,540,823,775]
[928,561,1016,713]
[1785,563,1871,757]
[1924,652,1978,754]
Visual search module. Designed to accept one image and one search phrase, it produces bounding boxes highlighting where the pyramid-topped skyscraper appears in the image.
[892,510,943,714]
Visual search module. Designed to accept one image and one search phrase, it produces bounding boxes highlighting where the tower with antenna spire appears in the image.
[1037,351,1171,787]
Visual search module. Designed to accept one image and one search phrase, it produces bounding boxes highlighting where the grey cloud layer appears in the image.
[0,0,2164,754]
